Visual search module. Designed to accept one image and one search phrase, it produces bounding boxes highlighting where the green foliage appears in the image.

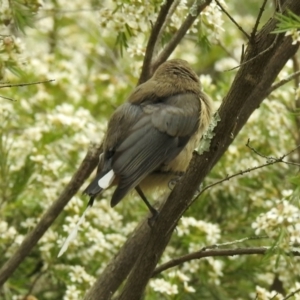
[1,0,300,299]
[274,10,300,33]
[10,0,36,33]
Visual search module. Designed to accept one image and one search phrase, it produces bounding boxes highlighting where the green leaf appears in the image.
[10,0,35,33]
[273,10,300,34]
[11,155,35,200]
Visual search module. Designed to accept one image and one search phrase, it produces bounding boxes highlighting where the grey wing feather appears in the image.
[110,93,200,207]
[150,94,200,136]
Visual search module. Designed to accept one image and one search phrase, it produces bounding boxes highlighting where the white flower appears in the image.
[63,285,81,300]
[285,29,300,45]
[215,57,238,72]
[254,285,283,300]
[69,265,87,284]
[177,217,221,244]
[150,278,178,295]
[176,270,190,282]
[0,221,8,233]
[21,218,37,229]
[252,199,300,243]
[184,281,196,293]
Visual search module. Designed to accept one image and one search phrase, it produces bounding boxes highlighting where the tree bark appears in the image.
[84,1,300,299]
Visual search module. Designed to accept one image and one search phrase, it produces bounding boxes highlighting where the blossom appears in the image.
[254,285,283,300]
[150,278,178,295]
[285,29,300,45]
[63,285,81,300]
[177,216,221,245]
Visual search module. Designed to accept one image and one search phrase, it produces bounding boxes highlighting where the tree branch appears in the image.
[0,79,55,88]
[83,1,300,299]
[0,79,55,101]
[0,95,17,101]
[152,0,181,58]
[283,287,300,300]
[151,0,212,74]
[138,0,175,84]
[215,0,250,40]
[114,2,300,299]
[152,246,300,277]
[268,69,300,93]
[227,34,279,71]
[0,143,102,286]
[250,0,268,41]
[193,141,300,201]
[213,10,299,168]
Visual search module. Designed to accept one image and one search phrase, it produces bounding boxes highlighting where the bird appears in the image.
[58,59,213,257]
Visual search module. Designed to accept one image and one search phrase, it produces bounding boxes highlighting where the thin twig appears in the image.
[152,246,300,276]
[251,0,268,42]
[217,41,240,61]
[138,0,175,84]
[247,139,300,165]
[153,0,181,58]
[215,0,250,40]
[282,143,300,157]
[246,138,278,161]
[197,161,277,198]
[151,0,212,73]
[0,79,55,88]
[192,142,300,202]
[283,287,300,300]
[0,80,55,101]
[268,70,300,94]
[246,138,300,161]
[275,0,283,14]
[201,236,269,251]
[0,95,16,101]
[226,35,279,71]
[283,161,300,166]
[0,143,102,286]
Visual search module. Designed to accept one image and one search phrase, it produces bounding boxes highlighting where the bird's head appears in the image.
[152,59,200,85]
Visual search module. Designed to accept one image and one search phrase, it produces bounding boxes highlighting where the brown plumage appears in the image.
[58,59,213,256]
[84,59,213,213]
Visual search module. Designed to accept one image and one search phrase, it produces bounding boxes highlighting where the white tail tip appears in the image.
[57,206,90,257]
[98,169,115,189]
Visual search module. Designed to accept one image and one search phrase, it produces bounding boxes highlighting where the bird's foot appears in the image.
[147,209,159,228]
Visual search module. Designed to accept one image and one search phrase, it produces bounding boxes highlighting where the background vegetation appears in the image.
[1,0,300,299]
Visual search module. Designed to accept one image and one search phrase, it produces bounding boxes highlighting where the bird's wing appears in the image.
[110,93,200,206]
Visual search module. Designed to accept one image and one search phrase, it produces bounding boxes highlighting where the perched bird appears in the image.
[58,59,212,257]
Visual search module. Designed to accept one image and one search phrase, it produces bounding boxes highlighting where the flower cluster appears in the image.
[177,216,221,245]
[285,29,300,45]
[1,0,300,299]
[252,197,300,245]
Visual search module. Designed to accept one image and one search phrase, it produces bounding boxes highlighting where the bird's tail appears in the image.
[58,169,116,257]
[57,204,91,257]
[83,169,116,205]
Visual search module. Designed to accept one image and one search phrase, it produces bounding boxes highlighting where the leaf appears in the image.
[273,10,300,34]
[10,0,35,33]
[5,61,27,78]
[11,155,35,199]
